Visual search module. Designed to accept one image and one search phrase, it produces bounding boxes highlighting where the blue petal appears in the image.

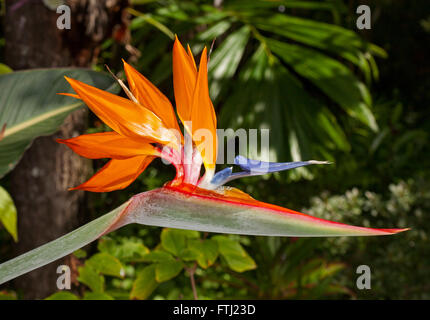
[210,167,233,186]
[209,156,331,188]
[234,155,329,174]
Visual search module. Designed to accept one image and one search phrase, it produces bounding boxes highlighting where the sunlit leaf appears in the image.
[77,265,104,293]
[98,237,150,263]
[130,265,158,300]
[220,46,349,165]
[155,260,184,282]
[266,39,378,131]
[161,228,199,256]
[0,63,12,75]
[142,250,175,263]
[213,235,256,272]
[0,186,17,241]
[208,26,250,99]
[86,252,125,278]
[187,239,219,269]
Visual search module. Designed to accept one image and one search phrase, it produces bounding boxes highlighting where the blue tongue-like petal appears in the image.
[210,167,233,186]
[234,155,330,174]
[210,155,331,188]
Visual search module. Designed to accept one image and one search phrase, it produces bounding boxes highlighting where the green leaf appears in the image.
[213,236,256,273]
[208,26,250,99]
[72,249,87,259]
[142,250,175,263]
[161,228,199,256]
[86,253,125,278]
[82,292,114,300]
[0,186,17,241]
[98,237,150,263]
[77,265,104,293]
[224,0,340,11]
[266,39,377,131]
[252,14,384,84]
[130,265,158,300]
[254,14,380,59]
[195,20,232,42]
[186,239,219,269]
[129,10,174,39]
[0,201,128,285]
[0,63,12,75]
[180,248,201,261]
[0,68,116,178]
[0,187,405,285]
[45,291,79,300]
[155,260,184,282]
[220,46,349,165]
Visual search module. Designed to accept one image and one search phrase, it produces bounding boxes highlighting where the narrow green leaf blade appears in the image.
[127,188,407,237]
[0,187,406,285]
[0,201,128,285]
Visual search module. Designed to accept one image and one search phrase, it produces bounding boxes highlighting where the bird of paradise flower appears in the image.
[0,38,407,285]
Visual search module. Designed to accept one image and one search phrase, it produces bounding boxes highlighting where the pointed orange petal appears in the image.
[191,47,217,170]
[57,131,159,160]
[122,60,181,134]
[57,92,81,99]
[65,77,178,147]
[71,156,155,192]
[173,37,197,125]
[187,44,197,72]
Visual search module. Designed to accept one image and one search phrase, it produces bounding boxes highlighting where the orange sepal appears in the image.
[173,36,197,125]
[71,156,155,192]
[57,131,159,160]
[57,92,81,99]
[187,44,197,71]
[122,60,181,134]
[65,77,179,148]
[190,47,217,170]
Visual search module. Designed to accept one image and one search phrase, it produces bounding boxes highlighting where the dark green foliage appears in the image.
[45,229,258,300]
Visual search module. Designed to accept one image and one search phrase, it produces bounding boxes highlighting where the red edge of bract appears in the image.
[164,184,409,235]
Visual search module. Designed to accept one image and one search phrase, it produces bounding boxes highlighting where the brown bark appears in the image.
[4,0,129,299]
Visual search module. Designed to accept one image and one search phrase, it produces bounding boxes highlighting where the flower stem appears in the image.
[188,263,198,300]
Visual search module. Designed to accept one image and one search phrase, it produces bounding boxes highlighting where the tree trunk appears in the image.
[4,0,128,299]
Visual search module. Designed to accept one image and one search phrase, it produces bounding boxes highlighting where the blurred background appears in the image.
[0,0,429,300]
